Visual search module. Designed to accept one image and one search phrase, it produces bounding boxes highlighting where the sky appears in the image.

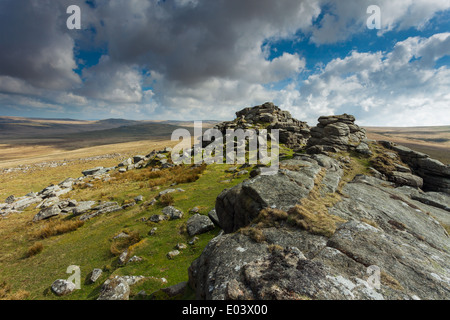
[0,0,449,126]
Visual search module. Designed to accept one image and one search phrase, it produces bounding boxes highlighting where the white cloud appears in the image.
[293,33,450,126]
[310,0,450,44]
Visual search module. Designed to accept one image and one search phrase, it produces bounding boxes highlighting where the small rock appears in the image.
[187,214,215,236]
[128,255,143,263]
[113,232,130,240]
[161,281,187,297]
[190,207,200,214]
[162,206,183,220]
[167,250,180,259]
[148,227,157,235]
[134,195,144,203]
[176,243,187,250]
[82,167,105,176]
[5,195,15,204]
[118,250,129,265]
[149,215,168,223]
[188,236,200,245]
[51,279,76,296]
[97,276,130,300]
[90,269,103,283]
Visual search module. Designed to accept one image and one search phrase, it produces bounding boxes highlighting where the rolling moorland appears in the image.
[0,106,449,300]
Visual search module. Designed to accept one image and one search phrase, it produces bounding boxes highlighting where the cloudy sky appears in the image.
[0,0,449,126]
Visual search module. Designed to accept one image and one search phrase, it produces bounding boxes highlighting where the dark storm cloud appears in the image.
[90,0,318,84]
[0,0,82,91]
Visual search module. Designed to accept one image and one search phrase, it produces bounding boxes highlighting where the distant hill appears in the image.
[0,116,140,139]
[365,126,450,164]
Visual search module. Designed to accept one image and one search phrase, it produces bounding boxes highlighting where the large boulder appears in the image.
[307,114,367,154]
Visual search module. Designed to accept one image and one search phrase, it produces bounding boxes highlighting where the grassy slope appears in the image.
[0,159,248,300]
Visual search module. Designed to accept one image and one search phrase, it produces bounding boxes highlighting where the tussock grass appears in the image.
[0,281,30,300]
[287,169,346,237]
[381,271,404,291]
[240,227,266,243]
[110,231,142,256]
[159,194,175,206]
[25,242,43,258]
[115,164,207,188]
[30,219,84,240]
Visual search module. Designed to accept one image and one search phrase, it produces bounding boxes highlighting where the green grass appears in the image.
[0,163,249,300]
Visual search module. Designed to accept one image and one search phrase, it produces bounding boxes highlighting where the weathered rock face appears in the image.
[189,173,450,300]
[189,149,450,300]
[307,114,368,154]
[380,141,450,194]
[204,102,310,150]
[216,155,343,233]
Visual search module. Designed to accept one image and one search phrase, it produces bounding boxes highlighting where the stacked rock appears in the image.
[307,114,369,154]
[205,102,310,150]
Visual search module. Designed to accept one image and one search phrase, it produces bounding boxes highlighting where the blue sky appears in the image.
[0,0,449,126]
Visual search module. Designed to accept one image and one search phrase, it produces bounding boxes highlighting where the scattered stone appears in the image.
[113,232,130,240]
[149,215,168,223]
[134,195,144,203]
[161,281,187,297]
[118,250,129,266]
[118,158,131,168]
[12,196,42,211]
[188,237,199,245]
[5,195,15,204]
[72,201,96,216]
[82,167,105,176]
[51,279,76,296]
[187,214,215,236]
[148,227,158,235]
[158,189,177,198]
[162,206,183,220]
[128,255,143,263]
[33,205,61,222]
[167,250,180,259]
[133,155,146,163]
[176,243,187,250]
[98,276,130,300]
[236,170,249,176]
[122,202,136,209]
[121,275,146,286]
[190,207,200,214]
[90,269,103,283]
